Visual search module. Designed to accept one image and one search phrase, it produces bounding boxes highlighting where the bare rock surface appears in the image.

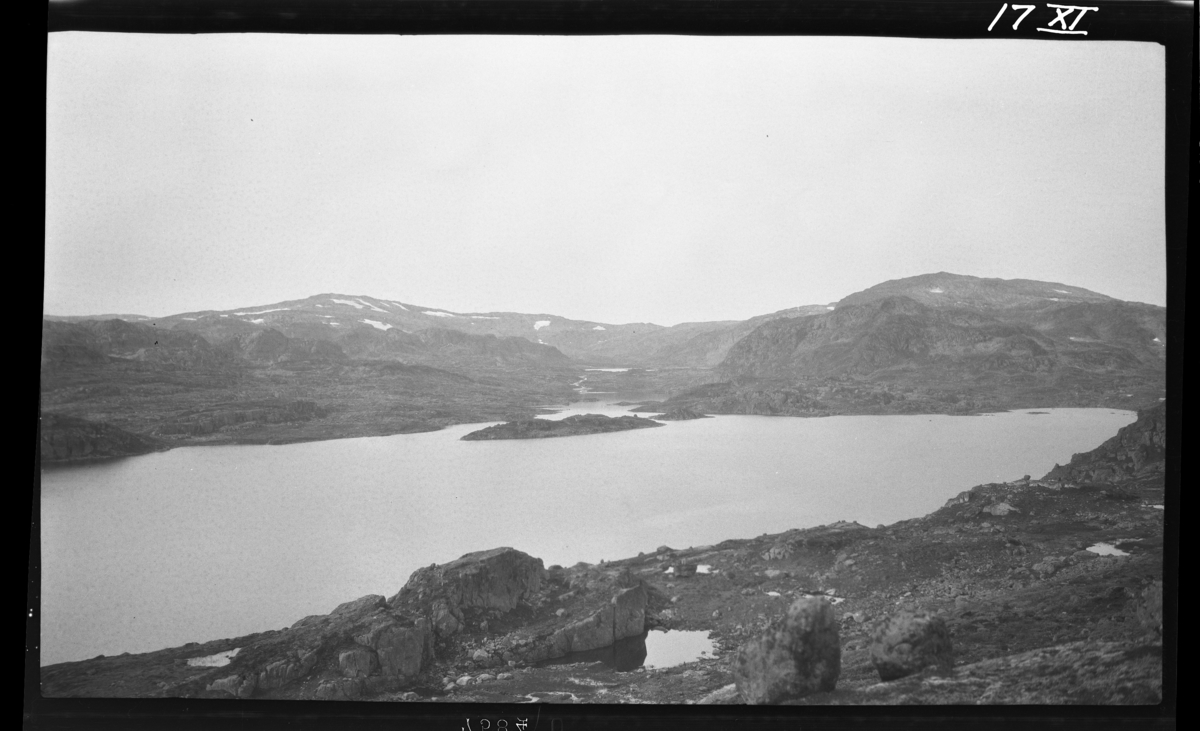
[868,610,953,681]
[733,596,841,704]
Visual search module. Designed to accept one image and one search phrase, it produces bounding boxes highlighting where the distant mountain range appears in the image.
[40,273,1167,461]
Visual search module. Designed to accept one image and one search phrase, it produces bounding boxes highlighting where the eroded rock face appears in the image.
[869,609,954,681]
[338,647,377,678]
[612,585,647,639]
[733,596,841,704]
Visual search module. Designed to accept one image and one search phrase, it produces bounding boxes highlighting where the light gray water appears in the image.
[39,405,1134,666]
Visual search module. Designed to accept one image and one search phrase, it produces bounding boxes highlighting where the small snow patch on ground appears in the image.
[593,325,606,330]
[1153,337,1162,343]
[537,339,546,345]
[329,322,341,327]
[361,319,393,331]
[390,301,409,311]
[534,320,551,330]
[1149,505,1164,510]
[187,648,240,667]
[826,306,835,310]
[181,317,197,321]
[696,565,713,574]
[248,319,265,324]
[1047,297,1060,301]
[423,311,456,318]
[1086,542,1130,557]
[928,287,944,293]
[1054,289,1070,294]
[766,591,781,597]
[331,299,365,309]
[471,315,500,320]
[220,314,228,318]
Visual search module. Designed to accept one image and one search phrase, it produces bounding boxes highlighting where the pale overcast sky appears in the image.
[45,34,1165,325]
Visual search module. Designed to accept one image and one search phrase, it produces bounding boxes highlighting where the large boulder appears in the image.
[389,548,546,624]
[869,609,954,681]
[733,596,841,704]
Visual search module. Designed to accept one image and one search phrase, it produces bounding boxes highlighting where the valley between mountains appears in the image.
[36,271,1171,705]
[39,272,1165,462]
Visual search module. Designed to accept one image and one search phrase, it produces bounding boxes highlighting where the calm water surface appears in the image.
[40,405,1134,665]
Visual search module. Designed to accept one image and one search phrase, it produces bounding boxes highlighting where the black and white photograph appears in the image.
[36,2,1180,718]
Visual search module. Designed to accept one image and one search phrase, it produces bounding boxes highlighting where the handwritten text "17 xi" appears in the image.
[988,4,1098,35]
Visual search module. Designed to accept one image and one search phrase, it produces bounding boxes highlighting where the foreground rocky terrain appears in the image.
[40,403,1168,704]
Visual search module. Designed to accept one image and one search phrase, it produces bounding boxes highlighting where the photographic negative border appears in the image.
[32,1,1188,730]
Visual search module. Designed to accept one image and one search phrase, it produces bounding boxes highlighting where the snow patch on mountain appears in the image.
[361,319,393,331]
[424,311,456,318]
[534,320,551,330]
[356,299,388,313]
[234,308,289,316]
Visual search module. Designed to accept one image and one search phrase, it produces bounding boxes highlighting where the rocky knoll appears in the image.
[1044,402,1165,484]
[40,547,655,700]
[39,413,165,464]
[461,414,663,440]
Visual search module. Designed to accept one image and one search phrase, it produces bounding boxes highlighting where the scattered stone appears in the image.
[733,596,841,704]
[555,608,566,617]
[869,609,954,681]
[984,502,1019,516]
[497,672,513,681]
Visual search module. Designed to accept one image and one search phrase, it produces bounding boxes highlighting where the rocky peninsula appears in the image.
[460,414,663,440]
[40,404,1167,705]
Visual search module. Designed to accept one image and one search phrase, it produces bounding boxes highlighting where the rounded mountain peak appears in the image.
[836,272,1114,311]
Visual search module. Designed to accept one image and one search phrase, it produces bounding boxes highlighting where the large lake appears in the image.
[39,404,1134,666]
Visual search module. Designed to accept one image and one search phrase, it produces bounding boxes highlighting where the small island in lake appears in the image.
[461,414,664,440]
[649,408,712,421]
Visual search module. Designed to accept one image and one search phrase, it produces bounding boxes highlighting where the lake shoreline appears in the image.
[39,404,1165,705]
[38,397,1146,467]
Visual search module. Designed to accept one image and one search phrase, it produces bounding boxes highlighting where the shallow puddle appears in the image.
[643,630,716,670]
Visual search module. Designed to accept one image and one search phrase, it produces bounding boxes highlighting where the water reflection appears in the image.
[534,630,715,671]
[536,631,648,671]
